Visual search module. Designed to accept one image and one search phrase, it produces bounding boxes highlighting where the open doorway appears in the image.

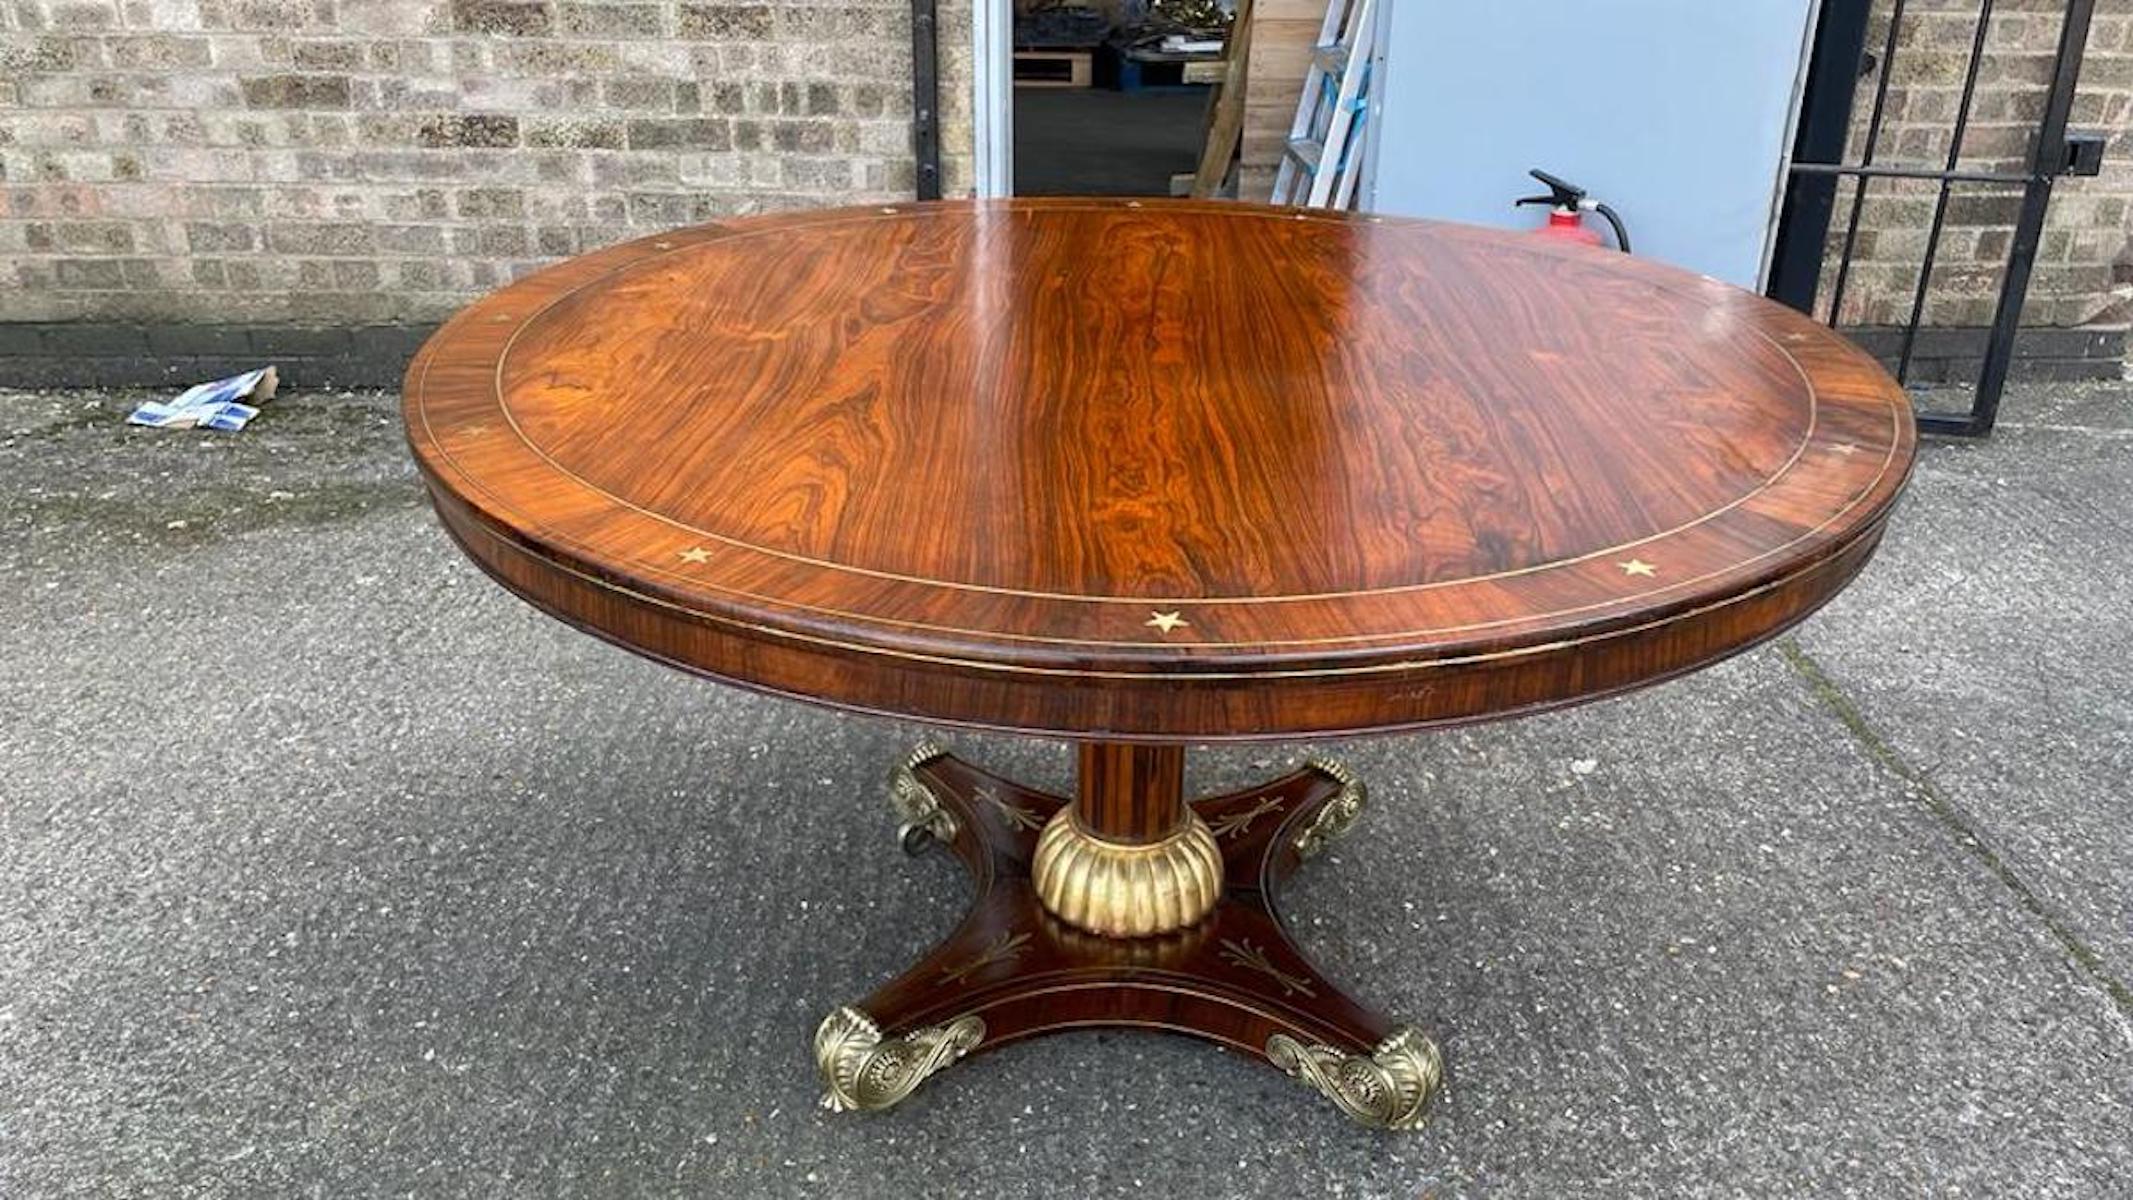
[1004,2,1236,197]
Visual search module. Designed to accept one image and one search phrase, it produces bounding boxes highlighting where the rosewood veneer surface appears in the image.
[404,198,1916,741]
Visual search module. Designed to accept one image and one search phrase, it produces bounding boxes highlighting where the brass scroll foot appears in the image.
[887,741,955,853]
[813,1005,985,1113]
[1265,1026,1444,1131]
[1293,757,1368,859]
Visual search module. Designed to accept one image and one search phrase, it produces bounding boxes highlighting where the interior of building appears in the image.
[1010,0,1230,196]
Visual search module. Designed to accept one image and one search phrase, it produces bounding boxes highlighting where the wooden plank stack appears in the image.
[1239,0,1330,199]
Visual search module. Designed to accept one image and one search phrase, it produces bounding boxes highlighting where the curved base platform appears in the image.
[815,747,1443,1130]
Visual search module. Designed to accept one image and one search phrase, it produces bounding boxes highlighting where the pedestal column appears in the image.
[1031,743,1223,937]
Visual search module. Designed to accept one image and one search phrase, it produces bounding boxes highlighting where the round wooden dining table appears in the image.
[404,198,1915,1131]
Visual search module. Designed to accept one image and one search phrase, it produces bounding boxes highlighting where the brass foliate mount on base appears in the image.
[818,742,1445,1128]
[1030,807,1224,937]
[1265,1026,1445,1131]
[813,1005,985,1113]
[887,740,955,853]
[1295,756,1368,859]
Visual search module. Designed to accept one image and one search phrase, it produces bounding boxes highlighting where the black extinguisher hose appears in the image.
[1591,202,1632,255]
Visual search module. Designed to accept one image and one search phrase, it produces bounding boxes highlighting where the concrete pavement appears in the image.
[1,382,2128,1197]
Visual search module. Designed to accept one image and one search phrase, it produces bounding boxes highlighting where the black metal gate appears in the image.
[1767,0,2105,437]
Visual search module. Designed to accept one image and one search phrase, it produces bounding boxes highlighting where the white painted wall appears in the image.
[1364,0,1818,288]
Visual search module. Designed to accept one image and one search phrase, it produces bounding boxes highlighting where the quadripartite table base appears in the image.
[813,742,1443,1130]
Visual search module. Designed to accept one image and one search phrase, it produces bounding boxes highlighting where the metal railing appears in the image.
[1766,0,2103,437]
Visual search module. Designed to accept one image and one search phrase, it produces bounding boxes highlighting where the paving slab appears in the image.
[1,388,2129,1198]
[1797,381,2133,977]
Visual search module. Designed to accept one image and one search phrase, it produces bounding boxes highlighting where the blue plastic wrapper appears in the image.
[127,365,278,431]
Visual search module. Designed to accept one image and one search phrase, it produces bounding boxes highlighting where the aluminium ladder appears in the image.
[1270,0,1376,208]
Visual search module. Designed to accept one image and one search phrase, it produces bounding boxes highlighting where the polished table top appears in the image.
[405,199,1916,740]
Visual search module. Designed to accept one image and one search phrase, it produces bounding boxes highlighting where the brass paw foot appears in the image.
[1265,1025,1444,1131]
[813,1005,985,1113]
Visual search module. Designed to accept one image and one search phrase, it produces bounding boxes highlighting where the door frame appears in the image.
[971,0,1014,197]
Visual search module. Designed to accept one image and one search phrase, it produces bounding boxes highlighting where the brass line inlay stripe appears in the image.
[980,1016,1269,1059]
[917,977,1330,1051]
[447,501,1888,681]
[417,389,1896,654]
[424,206,1871,612]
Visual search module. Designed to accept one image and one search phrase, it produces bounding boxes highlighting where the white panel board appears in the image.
[1366,0,1817,288]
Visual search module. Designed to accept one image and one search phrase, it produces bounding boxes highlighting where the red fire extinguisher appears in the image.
[1513,168,1632,253]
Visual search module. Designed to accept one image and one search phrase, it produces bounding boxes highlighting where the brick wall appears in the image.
[3,0,2123,349]
[0,0,973,325]
[1818,0,2131,332]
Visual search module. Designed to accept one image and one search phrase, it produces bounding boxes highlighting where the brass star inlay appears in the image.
[1145,610,1189,634]
[1618,558,1657,578]
[1830,442,1860,455]
[677,546,712,564]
